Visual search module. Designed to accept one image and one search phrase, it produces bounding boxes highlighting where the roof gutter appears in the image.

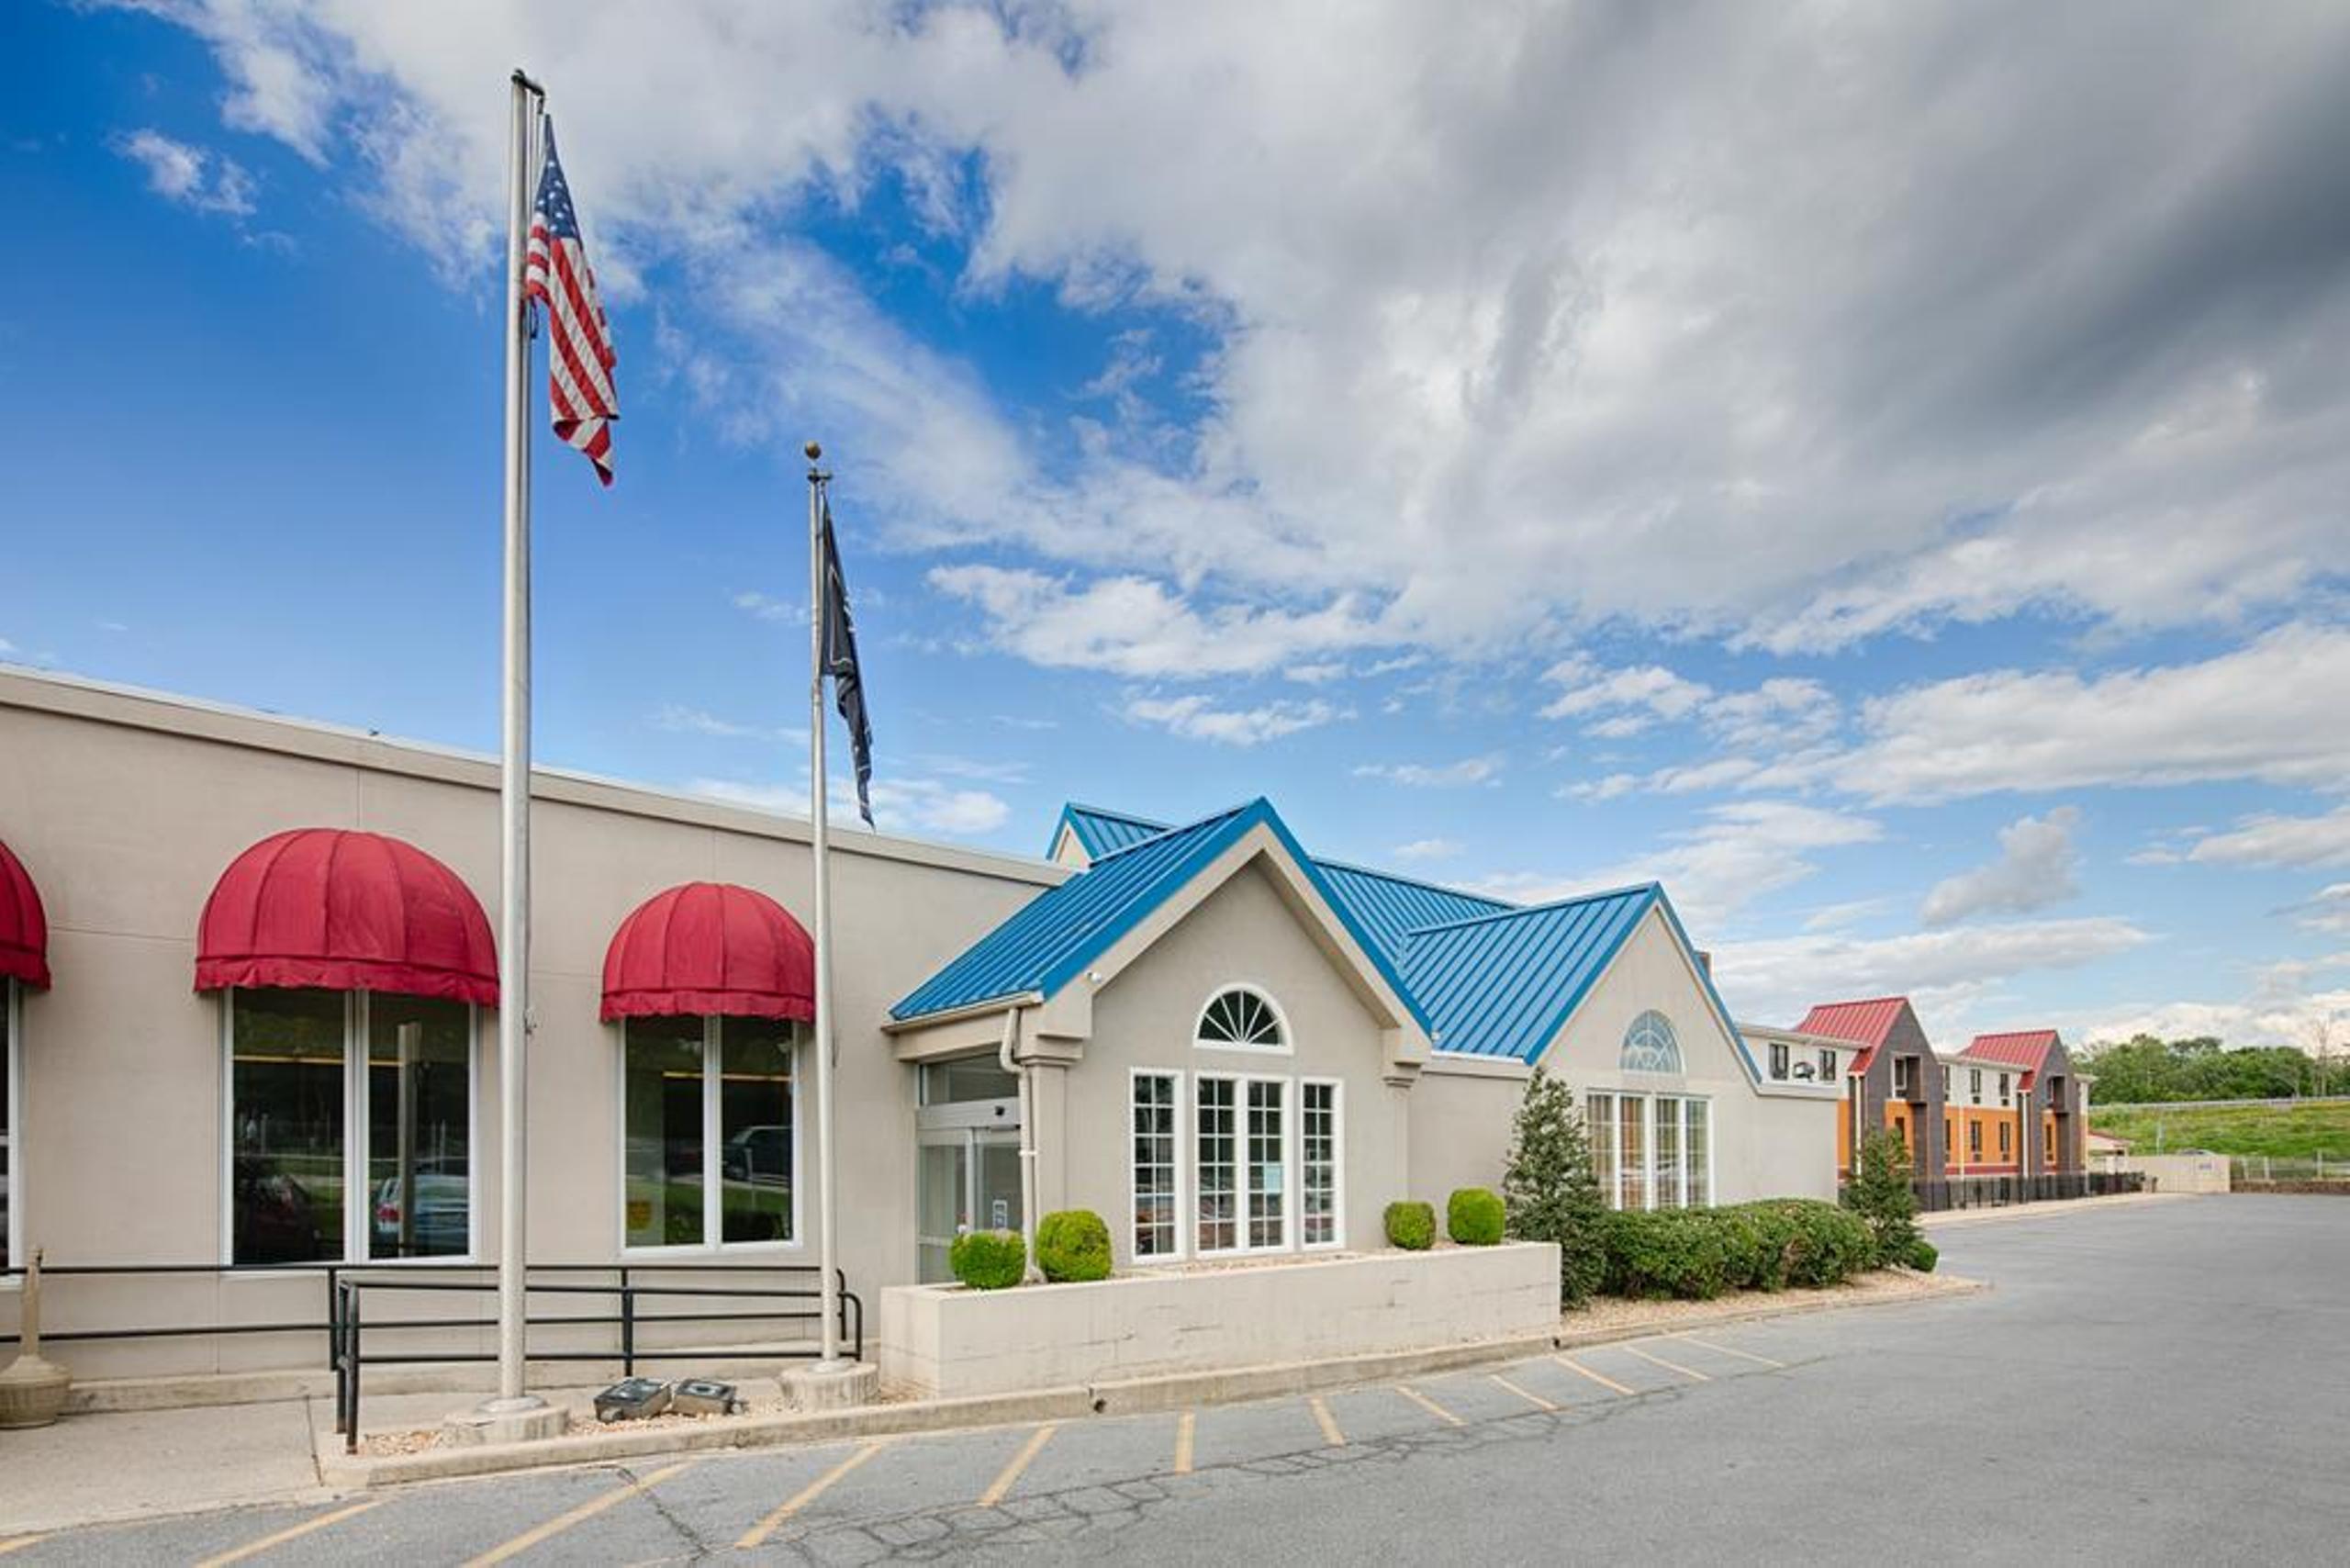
[879,991,1046,1035]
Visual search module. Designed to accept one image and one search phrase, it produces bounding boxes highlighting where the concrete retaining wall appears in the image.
[2116,1155,2231,1193]
[877,1242,1561,1398]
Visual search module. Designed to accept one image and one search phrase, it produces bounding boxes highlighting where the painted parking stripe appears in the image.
[1673,1333,1785,1370]
[466,1460,695,1567]
[1553,1355,1637,1396]
[978,1424,1058,1507]
[1395,1384,1464,1428]
[196,1498,384,1568]
[1173,1410,1196,1475]
[1308,1394,1347,1447]
[736,1441,890,1550]
[1619,1343,1712,1383]
[1490,1372,1558,1413]
[0,1538,44,1558]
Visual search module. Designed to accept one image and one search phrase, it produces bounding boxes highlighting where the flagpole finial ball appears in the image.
[803,440,822,463]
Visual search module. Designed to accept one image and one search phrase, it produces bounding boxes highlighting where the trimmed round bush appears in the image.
[948,1228,1026,1290]
[1903,1237,1940,1273]
[1035,1209,1113,1282]
[1599,1209,1733,1300]
[1385,1200,1436,1250]
[1447,1187,1505,1247]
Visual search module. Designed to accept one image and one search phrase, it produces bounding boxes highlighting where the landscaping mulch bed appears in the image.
[1559,1266,1976,1340]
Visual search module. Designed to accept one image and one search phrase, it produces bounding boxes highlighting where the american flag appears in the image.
[523,116,617,485]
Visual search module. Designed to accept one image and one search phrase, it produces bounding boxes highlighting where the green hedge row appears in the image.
[1599,1199,1876,1301]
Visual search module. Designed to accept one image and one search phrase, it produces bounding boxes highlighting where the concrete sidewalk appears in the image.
[1918,1190,2188,1229]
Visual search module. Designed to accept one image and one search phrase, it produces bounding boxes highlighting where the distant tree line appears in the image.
[2077,1034,2339,1104]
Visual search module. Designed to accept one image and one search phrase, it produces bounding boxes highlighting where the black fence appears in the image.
[1903,1170,2146,1212]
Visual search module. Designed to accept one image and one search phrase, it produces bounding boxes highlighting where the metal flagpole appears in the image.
[806,440,845,1367]
[490,66,547,1415]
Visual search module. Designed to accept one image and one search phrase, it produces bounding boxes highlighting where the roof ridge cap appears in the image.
[1403,880,1658,937]
[1309,854,1516,907]
[1080,800,1257,867]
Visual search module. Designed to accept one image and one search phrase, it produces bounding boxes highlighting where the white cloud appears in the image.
[1539,659,1712,723]
[683,773,1010,838]
[732,591,800,623]
[1283,661,1348,685]
[1468,801,1882,931]
[1390,837,1462,863]
[1921,807,2083,925]
[112,128,256,216]
[1352,756,1504,789]
[1122,693,1344,746]
[1712,917,2154,1036]
[2290,884,2350,935]
[655,704,806,746]
[2177,804,2350,870]
[125,2,2350,670]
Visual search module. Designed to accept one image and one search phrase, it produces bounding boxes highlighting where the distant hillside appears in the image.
[2092,1099,2350,1161]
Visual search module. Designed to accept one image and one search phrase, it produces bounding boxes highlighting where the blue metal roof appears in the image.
[1401,886,1660,1059]
[1312,859,1513,962]
[1048,802,1172,861]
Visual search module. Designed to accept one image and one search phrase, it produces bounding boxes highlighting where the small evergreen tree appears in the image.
[1843,1126,1920,1266]
[1502,1066,1609,1306]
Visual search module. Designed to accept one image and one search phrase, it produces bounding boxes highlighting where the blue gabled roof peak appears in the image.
[1402,880,1663,939]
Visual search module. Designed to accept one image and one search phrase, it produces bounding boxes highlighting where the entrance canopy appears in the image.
[195,827,498,1004]
[0,835,49,989]
[600,881,814,1023]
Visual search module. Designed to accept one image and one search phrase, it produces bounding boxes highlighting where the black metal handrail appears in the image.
[330,1269,862,1451]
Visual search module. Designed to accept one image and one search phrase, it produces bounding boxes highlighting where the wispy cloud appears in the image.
[1390,837,1463,863]
[1921,807,2083,926]
[655,704,807,745]
[1123,693,1346,746]
[112,128,256,217]
[1352,755,1503,789]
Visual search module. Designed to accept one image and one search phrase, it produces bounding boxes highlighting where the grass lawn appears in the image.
[2092,1100,2350,1160]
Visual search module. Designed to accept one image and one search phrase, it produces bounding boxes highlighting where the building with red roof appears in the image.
[1791,995,1947,1178]
[1959,1029,2085,1174]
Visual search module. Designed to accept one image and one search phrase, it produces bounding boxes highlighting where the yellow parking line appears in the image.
[1553,1355,1636,1396]
[1395,1384,1463,1427]
[1620,1343,1711,1383]
[467,1460,694,1567]
[736,1441,889,1549]
[1674,1334,1785,1370]
[978,1424,1058,1508]
[1172,1410,1196,1475]
[1308,1394,1346,1447]
[1490,1372,1557,1413]
[196,1498,383,1568]
[0,1538,47,1558]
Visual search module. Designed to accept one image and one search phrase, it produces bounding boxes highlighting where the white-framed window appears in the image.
[1196,1072,1295,1256]
[1300,1079,1341,1249]
[3,979,18,1271]
[1586,1092,1713,1211]
[1998,1072,2011,1106]
[1970,1068,1983,1102]
[1768,1041,1790,1081]
[621,1014,798,1252]
[1621,1011,1683,1074]
[1941,1064,1951,1096]
[1130,1070,1183,1260]
[1894,1057,1919,1098]
[1194,986,1289,1052]
[1818,1047,1836,1082]
[224,988,476,1265]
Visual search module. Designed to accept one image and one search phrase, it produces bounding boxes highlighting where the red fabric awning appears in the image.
[195,828,498,1004]
[0,836,50,990]
[601,881,814,1023]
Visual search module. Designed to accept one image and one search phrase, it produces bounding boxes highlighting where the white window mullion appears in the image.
[702,1015,723,1247]
[347,991,367,1262]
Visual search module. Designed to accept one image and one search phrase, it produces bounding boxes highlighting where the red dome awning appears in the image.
[601,881,814,1023]
[196,829,498,1004]
[0,836,50,990]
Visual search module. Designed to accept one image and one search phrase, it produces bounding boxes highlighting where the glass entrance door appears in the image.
[914,1121,1024,1282]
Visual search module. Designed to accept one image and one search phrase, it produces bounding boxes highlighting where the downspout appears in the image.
[998,1005,1042,1282]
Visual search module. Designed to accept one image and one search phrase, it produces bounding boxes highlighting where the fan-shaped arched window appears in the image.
[1196,987,1287,1050]
[1620,1010,1682,1074]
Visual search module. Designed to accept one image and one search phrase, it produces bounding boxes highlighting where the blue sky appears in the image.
[5,2,2348,1051]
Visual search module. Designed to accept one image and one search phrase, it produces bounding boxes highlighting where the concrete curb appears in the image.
[1919,1192,2188,1230]
[315,1271,1986,1490]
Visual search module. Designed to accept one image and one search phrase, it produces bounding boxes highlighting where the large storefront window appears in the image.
[3,980,17,1269]
[1587,1092,1713,1212]
[1132,1072,1180,1259]
[229,989,473,1265]
[623,1015,797,1251]
[1300,1081,1339,1247]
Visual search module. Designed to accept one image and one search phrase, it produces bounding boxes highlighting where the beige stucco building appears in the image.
[0,667,1840,1385]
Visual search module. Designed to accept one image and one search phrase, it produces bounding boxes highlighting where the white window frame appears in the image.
[1998,1072,2011,1106]
[617,1014,804,1259]
[219,988,484,1270]
[1768,1041,1790,1081]
[1126,1067,1187,1266]
[1817,1047,1836,1082]
[1192,984,1294,1056]
[1298,1077,1344,1251]
[1194,1070,1295,1258]
[1588,1090,1713,1211]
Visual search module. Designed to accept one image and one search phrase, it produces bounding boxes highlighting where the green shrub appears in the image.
[1385,1200,1436,1250]
[1902,1237,1939,1273]
[1842,1126,1921,1266]
[1599,1209,1734,1300]
[1035,1210,1112,1282]
[948,1228,1026,1290]
[1500,1067,1609,1305]
[1447,1187,1505,1246]
[1762,1198,1875,1287]
[1713,1204,1786,1291]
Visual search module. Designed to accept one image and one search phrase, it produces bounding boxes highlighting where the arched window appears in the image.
[1196,987,1286,1050]
[1620,1010,1683,1074]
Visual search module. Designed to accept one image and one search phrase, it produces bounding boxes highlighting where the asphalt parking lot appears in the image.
[7,1195,2347,1564]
